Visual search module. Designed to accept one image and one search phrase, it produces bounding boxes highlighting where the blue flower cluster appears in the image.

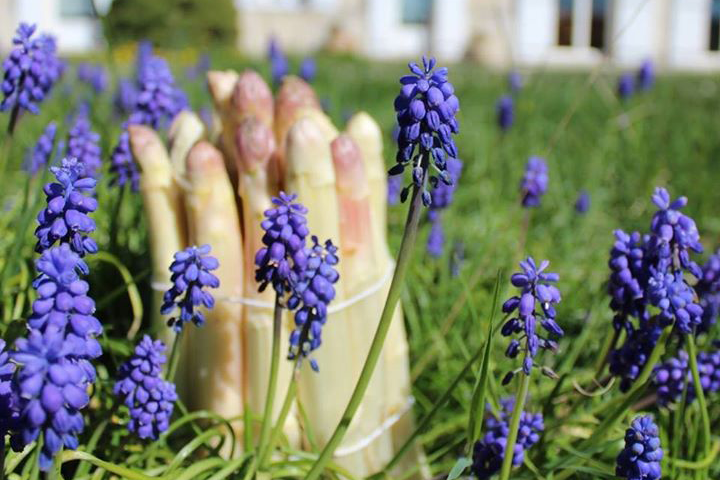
[618,73,635,100]
[520,157,548,208]
[34,157,98,267]
[77,63,108,94]
[615,416,662,480]
[161,244,220,332]
[255,192,310,295]
[472,398,544,479]
[426,216,444,258]
[1,23,63,116]
[26,121,57,175]
[575,190,590,214]
[11,328,93,469]
[609,188,705,391]
[0,339,17,437]
[114,78,137,117]
[653,343,720,405]
[130,55,187,129]
[268,38,289,87]
[109,128,139,192]
[114,335,177,440]
[66,106,102,179]
[637,60,654,91]
[299,57,316,83]
[287,237,340,372]
[502,257,563,376]
[696,251,720,333]
[29,244,103,378]
[391,56,460,207]
[496,95,514,132]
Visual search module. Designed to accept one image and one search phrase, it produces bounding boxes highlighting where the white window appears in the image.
[60,0,94,18]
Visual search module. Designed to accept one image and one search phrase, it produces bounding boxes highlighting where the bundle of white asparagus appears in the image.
[129,70,427,478]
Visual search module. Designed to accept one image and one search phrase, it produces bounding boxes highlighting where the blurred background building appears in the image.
[2,0,720,71]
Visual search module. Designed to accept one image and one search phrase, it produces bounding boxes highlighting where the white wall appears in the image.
[611,0,661,66]
[667,0,720,70]
[514,0,557,64]
[430,0,470,61]
[365,0,428,59]
[14,0,100,53]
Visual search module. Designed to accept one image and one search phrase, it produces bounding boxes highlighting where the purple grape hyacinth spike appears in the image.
[161,244,220,332]
[520,156,548,208]
[615,416,663,480]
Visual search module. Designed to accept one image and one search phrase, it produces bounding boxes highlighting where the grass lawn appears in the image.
[1,51,719,478]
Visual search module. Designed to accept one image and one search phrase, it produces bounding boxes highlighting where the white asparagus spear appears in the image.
[235,117,301,448]
[285,116,368,475]
[331,135,394,471]
[184,141,245,445]
[168,110,205,176]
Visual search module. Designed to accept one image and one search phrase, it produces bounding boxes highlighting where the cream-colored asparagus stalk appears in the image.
[345,113,429,479]
[235,117,300,447]
[168,110,205,176]
[206,70,240,182]
[331,135,394,471]
[128,125,187,345]
[285,116,368,475]
[184,141,245,442]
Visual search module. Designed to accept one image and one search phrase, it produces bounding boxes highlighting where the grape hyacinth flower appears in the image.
[387,174,402,206]
[66,107,102,178]
[472,398,544,479]
[255,192,309,295]
[520,157,548,208]
[26,121,57,175]
[508,71,523,92]
[114,335,177,440]
[287,237,340,372]
[502,257,563,375]
[10,327,92,470]
[29,244,103,378]
[616,416,663,480]
[185,53,210,81]
[35,157,98,263]
[76,63,108,94]
[646,270,703,333]
[130,55,187,129]
[653,345,720,405]
[161,244,220,332]
[1,23,63,117]
[109,128,139,192]
[299,57,316,83]
[647,187,703,278]
[575,190,590,214]
[391,55,460,206]
[0,339,17,437]
[608,230,649,330]
[114,78,138,117]
[696,251,720,333]
[429,157,463,213]
[268,38,289,87]
[617,73,635,100]
[637,59,655,91]
[610,324,662,392]
[426,215,444,258]
[496,95,514,131]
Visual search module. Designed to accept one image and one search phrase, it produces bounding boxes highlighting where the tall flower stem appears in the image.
[499,373,531,480]
[259,366,299,469]
[256,295,284,465]
[303,161,427,480]
[166,331,182,382]
[686,333,710,477]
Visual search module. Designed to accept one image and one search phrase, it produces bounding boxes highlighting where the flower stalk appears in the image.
[256,295,284,465]
[499,373,531,480]
[303,155,427,480]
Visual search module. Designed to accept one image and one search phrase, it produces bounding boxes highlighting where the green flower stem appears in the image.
[498,372,531,480]
[686,333,711,476]
[1,441,5,480]
[303,168,427,480]
[369,327,493,480]
[256,295,284,465]
[259,360,301,469]
[166,330,183,382]
[59,450,161,480]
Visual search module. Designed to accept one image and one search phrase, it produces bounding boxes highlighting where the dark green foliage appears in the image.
[105,0,237,48]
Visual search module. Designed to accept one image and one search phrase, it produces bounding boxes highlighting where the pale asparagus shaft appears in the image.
[184,141,245,443]
[128,125,187,345]
[235,118,300,447]
[285,116,367,476]
[331,135,394,471]
[168,111,206,176]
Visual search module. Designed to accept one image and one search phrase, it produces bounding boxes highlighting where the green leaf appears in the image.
[467,269,501,447]
[447,457,473,480]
